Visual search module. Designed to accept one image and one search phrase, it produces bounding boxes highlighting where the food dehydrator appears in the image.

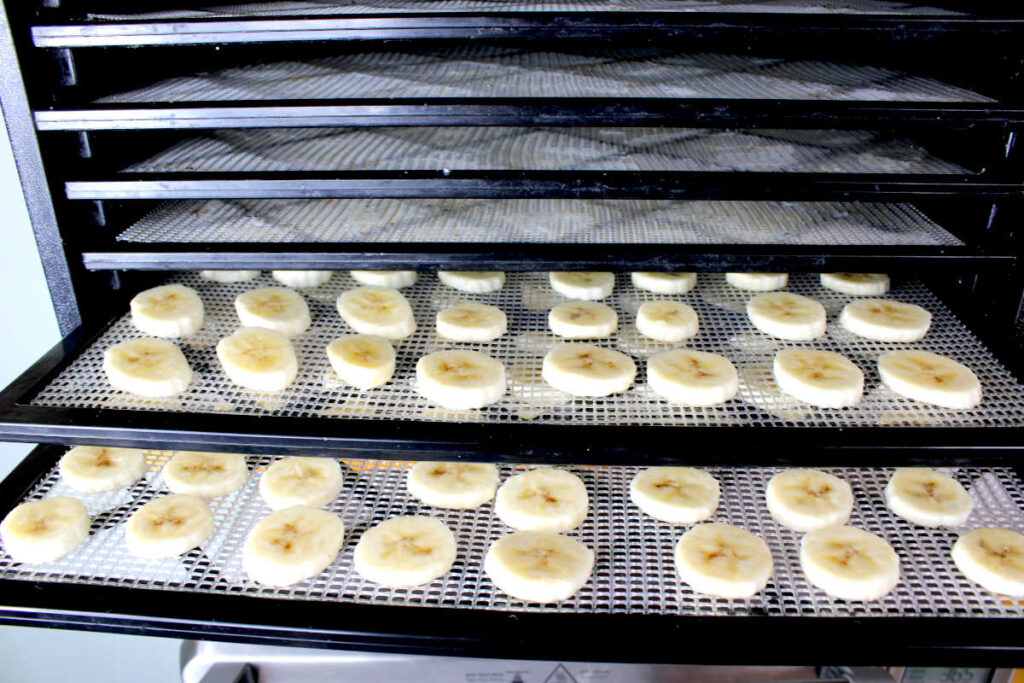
[1,0,1023,669]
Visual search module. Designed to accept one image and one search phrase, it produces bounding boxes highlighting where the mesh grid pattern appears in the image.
[30,272,1021,428]
[1,454,1021,618]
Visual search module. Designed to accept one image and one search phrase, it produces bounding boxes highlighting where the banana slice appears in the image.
[542,343,636,397]
[326,335,396,389]
[484,530,594,603]
[766,469,854,532]
[407,461,499,509]
[59,446,146,493]
[243,506,345,587]
[216,327,298,392]
[952,528,1024,597]
[647,349,739,406]
[884,468,973,527]
[773,349,863,408]
[820,273,890,296]
[350,270,418,289]
[337,286,417,340]
[674,523,773,599]
[630,467,720,524]
[103,337,192,397]
[878,350,981,409]
[271,270,333,288]
[438,271,505,293]
[124,494,214,559]
[437,302,508,342]
[130,284,205,338]
[548,302,618,339]
[635,301,699,343]
[199,270,259,283]
[549,272,615,300]
[416,350,506,410]
[747,292,826,341]
[259,457,343,510]
[163,452,249,499]
[800,526,900,601]
[840,299,931,342]
[494,468,588,533]
[1,497,90,564]
[631,272,697,295]
[354,516,457,588]
[726,273,788,291]
[235,287,311,337]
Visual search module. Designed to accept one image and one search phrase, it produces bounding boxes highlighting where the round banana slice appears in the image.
[243,506,345,587]
[766,469,854,532]
[103,338,192,397]
[674,523,773,599]
[747,292,826,341]
[59,446,146,493]
[199,270,259,283]
[820,273,890,296]
[800,526,900,601]
[407,462,500,509]
[631,467,720,524]
[952,528,1024,597]
[495,468,588,533]
[726,273,788,291]
[416,350,506,410]
[216,327,298,392]
[354,516,457,588]
[437,302,508,342]
[130,284,205,338]
[271,270,333,288]
[350,270,418,289]
[773,349,864,408]
[485,530,594,603]
[548,302,618,339]
[337,286,417,340]
[438,271,505,293]
[631,272,697,295]
[124,494,214,559]
[635,301,699,343]
[878,350,981,410]
[163,452,249,499]
[884,468,973,527]
[1,497,90,564]
[542,343,636,397]
[840,299,931,342]
[259,457,343,510]
[326,335,396,389]
[647,349,739,406]
[235,287,311,338]
[549,272,615,300]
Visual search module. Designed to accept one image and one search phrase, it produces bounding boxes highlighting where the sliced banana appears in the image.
[130,284,205,338]
[878,350,981,409]
[747,292,826,341]
[630,467,720,524]
[0,497,90,564]
[542,343,636,397]
[243,506,345,587]
[103,337,192,397]
[647,349,739,406]
[259,457,343,510]
[820,273,890,296]
[549,272,615,300]
[494,468,588,533]
[235,286,311,337]
[485,530,594,603]
[800,526,900,601]
[631,272,697,295]
[548,301,618,339]
[350,270,418,288]
[271,270,333,288]
[674,523,773,599]
[326,335,396,389]
[840,299,931,342]
[766,469,854,532]
[354,516,457,588]
[884,468,973,527]
[952,528,1024,597]
[436,302,507,342]
[199,270,259,283]
[635,300,699,343]
[163,451,249,499]
[416,350,506,410]
[124,494,214,559]
[337,286,417,340]
[726,273,788,291]
[59,446,146,493]
[773,349,863,408]
[216,327,298,392]
[438,271,505,293]
[407,461,499,509]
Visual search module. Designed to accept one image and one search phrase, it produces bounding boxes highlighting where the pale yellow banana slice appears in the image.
[647,349,739,406]
[243,506,344,586]
[878,350,981,409]
[548,301,618,339]
[884,468,973,527]
[766,469,854,532]
[635,300,698,343]
[773,349,863,408]
[337,286,417,340]
[494,468,588,533]
[952,528,1024,597]
[726,273,787,291]
[800,526,900,601]
[674,523,773,598]
[271,270,333,288]
[840,299,931,342]
[59,446,146,493]
[407,461,499,509]
[0,497,90,564]
[820,273,890,296]
[350,270,418,288]
[216,327,298,392]
[124,494,214,559]
[199,270,259,283]
[438,271,505,293]
[549,272,615,300]
[326,334,396,389]
[630,467,720,524]
[130,284,204,338]
[436,302,508,342]
[416,350,506,410]
[631,272,697,295]
[103,337,192,397]
[484,530,594,603]
[354,516,457,588]
[163,451,249,499]
[542,343,636,397]
[747,292,826,341]
[259,457,343,510]
[235,287,311,338]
